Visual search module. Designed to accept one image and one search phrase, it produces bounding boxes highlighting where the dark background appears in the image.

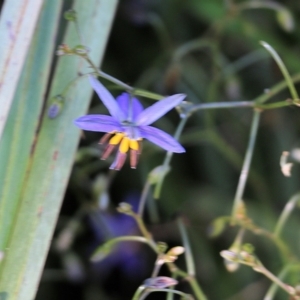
[28,0,300,299]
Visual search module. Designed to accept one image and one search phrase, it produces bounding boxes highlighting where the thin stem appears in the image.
[84,56,134,91]
[257,100,294,109]
[139,288,193,300]
[154,116,188,199]
[132,213,158,252]
[257,264,296,296]
[238,0,284,12]
[188,277,208,300]
[151,260,163,278]
[231,111,261,220]
[166,263,207,300]
[138,180,151,217]
[255,73,300,104]
[173,39,216,62]
[263,264,300,300]
[178,218,195,276]
[186,101,254,114]
[260,41,299,100]
[274,192,300,238]
[132,286,146,300]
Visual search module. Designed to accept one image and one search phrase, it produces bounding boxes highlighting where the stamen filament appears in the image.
[130,149,138,169]
[101,144,115,160]
[99,132,113,144]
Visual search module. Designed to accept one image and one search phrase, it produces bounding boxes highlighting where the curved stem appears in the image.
[260,41,299,100]
[274,192,300,238]
[84,55,134,91]
[139,288,194,300]
[231,111,261,220]
[138,180,152,217]
[238,0,284,12]
[186,101,254,114]
[178,218,195,276]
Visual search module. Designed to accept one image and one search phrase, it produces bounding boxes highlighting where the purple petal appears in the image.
[139,126,185,153]
[89,76,125,121]
[136,94,186,126]
[116,93,144,121]
[74,115,122,133]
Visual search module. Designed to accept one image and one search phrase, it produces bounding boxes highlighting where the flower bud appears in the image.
[64,9,77,22]
[276,9,294,32]
[117,202,133,215]
[73,45,90,56]
[143,276,178,289]
[56,44,73,56]
[48,95,64,119]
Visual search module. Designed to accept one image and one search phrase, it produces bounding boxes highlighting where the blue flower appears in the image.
[74,76,186,170]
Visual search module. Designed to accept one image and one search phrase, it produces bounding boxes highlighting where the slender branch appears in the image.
[186,101,254,114]
[84,55,134,91]
[260,41,299,100]
[231,111,261,220]
[274,192,300,238]
[138,180,152,217]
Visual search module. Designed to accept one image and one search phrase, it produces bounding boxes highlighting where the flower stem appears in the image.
[263,264,300,300]
[256,264,296,296]
[84,55,134,91]
[154,116,188,199]
[138,179,151,217]
[260,41,299,100]
[132,213,158,252]
[273,192,300,238]
[178,218,195,276]
[186,101,254,114]
[231,110,261,220]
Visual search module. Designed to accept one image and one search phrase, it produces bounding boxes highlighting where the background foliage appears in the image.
[1,0,300,299]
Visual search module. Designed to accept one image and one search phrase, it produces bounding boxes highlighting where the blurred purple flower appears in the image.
[75,76,186,170]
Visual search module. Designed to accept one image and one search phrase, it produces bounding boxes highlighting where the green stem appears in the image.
[85,56,134,91]
[257,264,296,296]
[188,277,208,300]
[138,179,152,217]
[257,100,293,109]
[138,288,193,300]
[133,213,158,252]
[260,41,299,100]
[274,192,300,238]
[132,286,146,300]
[178,219,195,276]
[255,73,300,104]
[186,101,254,114]
[263,264,300,300]
[238,0,284,11]
[154,116,188,199]
[231,111,261,220]
[173,39,216,62]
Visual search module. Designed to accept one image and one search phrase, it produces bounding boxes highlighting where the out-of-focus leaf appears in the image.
[0,0,118,299]
[0,0,61,254]
[208,216,230,238]
[276,9,294,32]
[0,0,44,139]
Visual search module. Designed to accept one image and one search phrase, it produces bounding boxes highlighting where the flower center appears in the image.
[121,120,134,126]
[109,133,139,153]
[99,132,142,170]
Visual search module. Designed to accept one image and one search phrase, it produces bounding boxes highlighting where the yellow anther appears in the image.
[109,133,124,145]
[120,137,130,153]
[129,139,139,151]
